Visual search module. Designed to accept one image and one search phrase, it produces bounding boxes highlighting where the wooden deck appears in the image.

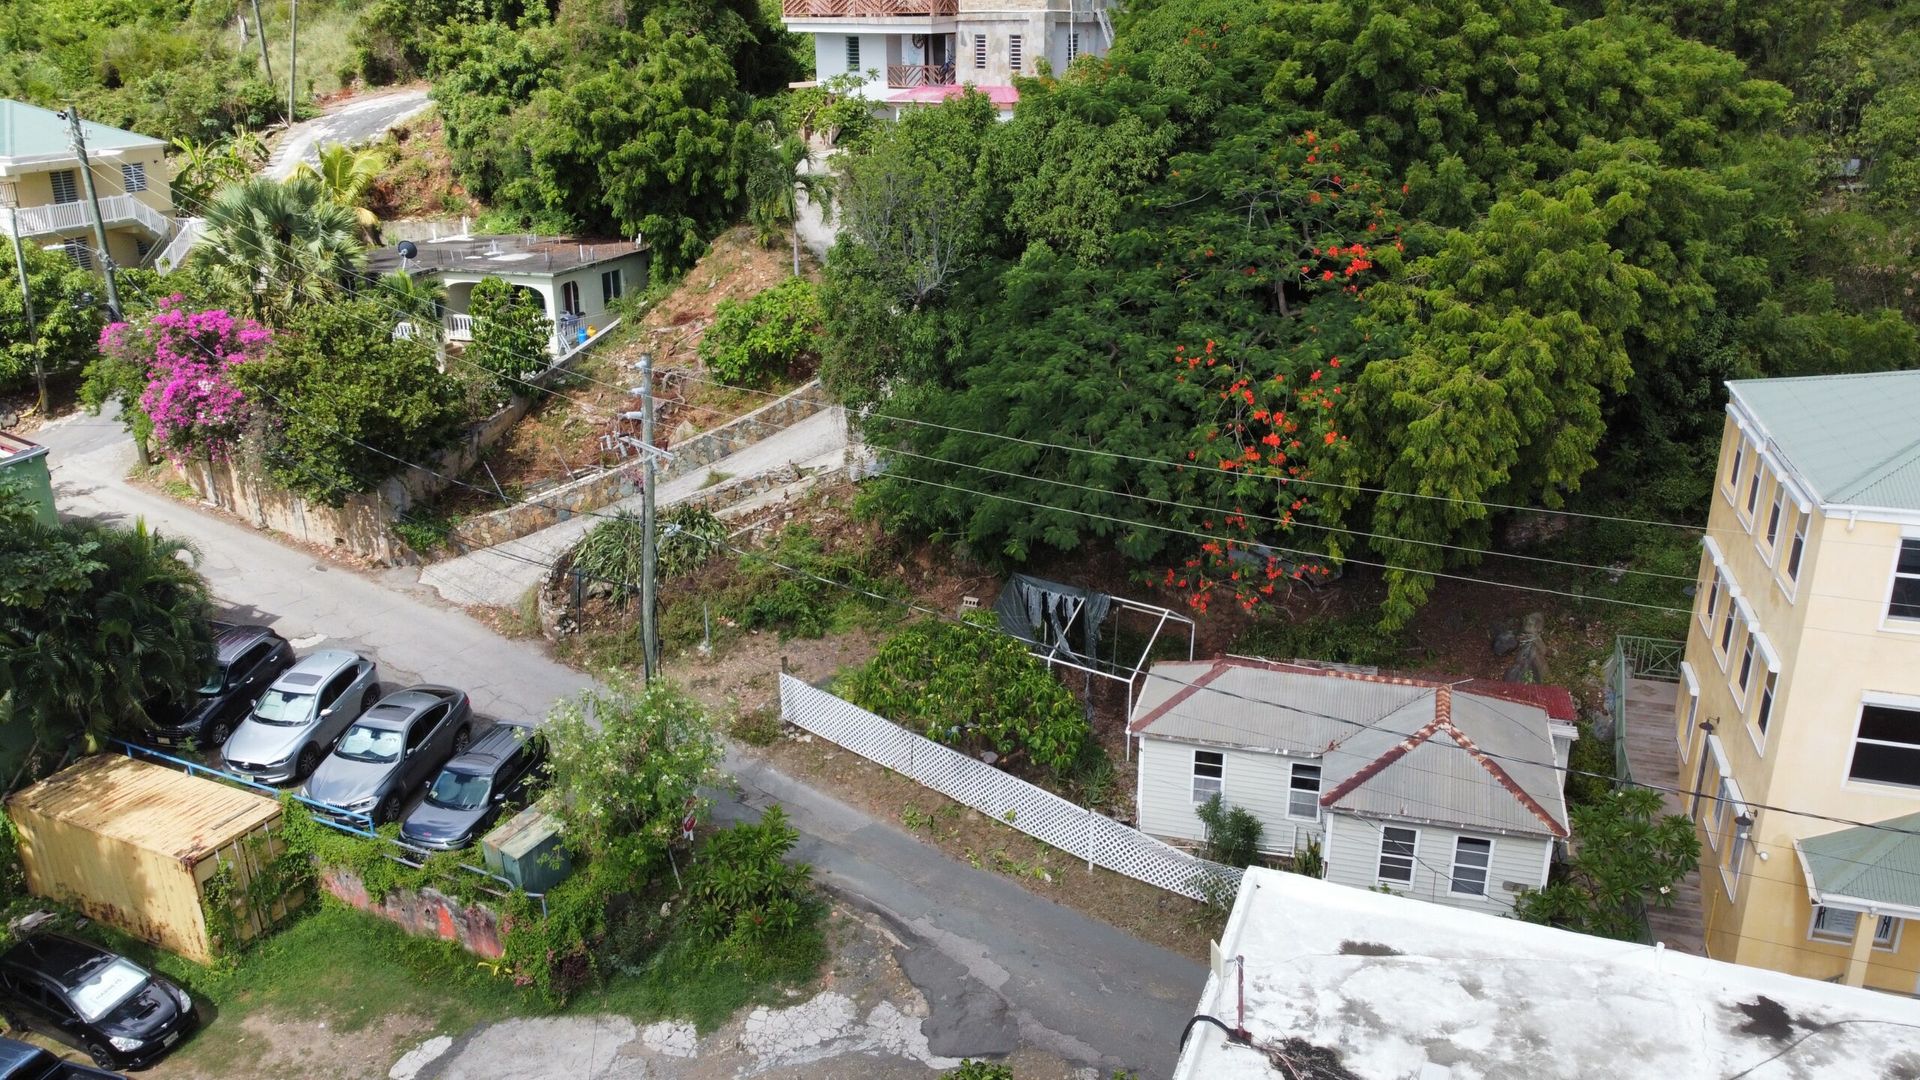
[1621,676,1706,954]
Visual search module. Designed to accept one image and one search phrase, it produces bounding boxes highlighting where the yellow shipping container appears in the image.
[4,755,302,963]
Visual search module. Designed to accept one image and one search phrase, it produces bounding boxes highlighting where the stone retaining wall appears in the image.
[445,379,833,552]
[319,866,505,958]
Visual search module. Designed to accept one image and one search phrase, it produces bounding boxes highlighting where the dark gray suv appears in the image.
[399,723,546,850]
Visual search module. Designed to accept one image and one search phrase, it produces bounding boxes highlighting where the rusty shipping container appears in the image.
[4,755,303,963]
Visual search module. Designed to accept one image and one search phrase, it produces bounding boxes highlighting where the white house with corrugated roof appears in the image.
[1129,658,1577,914]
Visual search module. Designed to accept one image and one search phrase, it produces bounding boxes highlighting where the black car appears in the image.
[0,1036,124,1078]
[0,936,194,1071]
[143,624,294,751]
[400,722,547,851]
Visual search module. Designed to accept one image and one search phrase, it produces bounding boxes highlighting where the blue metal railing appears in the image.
[112,739,545,917]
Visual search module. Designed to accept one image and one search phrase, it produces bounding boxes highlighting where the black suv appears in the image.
[143,624,294,751]
[399,723,547,851]
[0,936,195,1071]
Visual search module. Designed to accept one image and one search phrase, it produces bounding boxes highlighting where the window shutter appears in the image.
[974,33,987,69]
[846,36,861,72]
[50,170,79,204]
[1009,34,1023,71]
[121,162,147,193]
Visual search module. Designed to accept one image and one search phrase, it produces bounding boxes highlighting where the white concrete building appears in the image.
[365,234,649,359]
[782,0,1115,117]
[1130,658,1577,915]
[1176,869,1920,1079]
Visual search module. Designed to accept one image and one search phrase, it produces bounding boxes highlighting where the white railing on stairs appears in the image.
[153,217,204,273]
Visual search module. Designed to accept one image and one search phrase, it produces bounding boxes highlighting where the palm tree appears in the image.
[169,130,270,209]
[0,504,216,752]
[297,142,387,243]
[193,175,365,323]
[378,270,449,363]
[747,129,834,277]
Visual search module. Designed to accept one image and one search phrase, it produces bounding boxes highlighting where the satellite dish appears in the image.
[397,240,419,260]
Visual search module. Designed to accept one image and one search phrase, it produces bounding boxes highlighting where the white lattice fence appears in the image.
[779,675,1241,901]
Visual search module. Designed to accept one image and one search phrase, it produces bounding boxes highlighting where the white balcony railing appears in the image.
[0,194,174,241]
[153,217,203,273]
[446,314,475,342]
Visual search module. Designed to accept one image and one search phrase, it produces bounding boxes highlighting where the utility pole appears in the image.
[61,106,121,320]
[639,350,660,682]
[4,199,46,414]
[287,0,298,125]
[250,0,274,82]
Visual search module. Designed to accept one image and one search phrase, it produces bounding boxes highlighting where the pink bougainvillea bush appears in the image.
[99,297,271,461]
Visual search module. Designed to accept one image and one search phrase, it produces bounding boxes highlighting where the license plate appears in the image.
[152,735,175,746]
[163,1031,179,1047]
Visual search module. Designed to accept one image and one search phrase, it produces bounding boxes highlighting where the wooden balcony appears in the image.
[887,62,957,88]
[782,0,956,16]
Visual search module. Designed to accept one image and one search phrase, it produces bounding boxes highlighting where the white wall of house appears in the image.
[432,253,646,353]
[1322,812,1552,916]
[1136,736,1325,858]
[814,32,892,94]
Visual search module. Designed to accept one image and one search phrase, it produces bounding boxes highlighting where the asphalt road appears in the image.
[265,88,433,181]
[35,410,1206,1077]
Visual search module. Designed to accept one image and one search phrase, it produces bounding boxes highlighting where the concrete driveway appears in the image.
[265,88,432,180]
[33,411,1205,1077]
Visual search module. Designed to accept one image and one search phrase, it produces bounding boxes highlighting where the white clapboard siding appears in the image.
[1322,812,1552,916]
[1136,737,1324,857]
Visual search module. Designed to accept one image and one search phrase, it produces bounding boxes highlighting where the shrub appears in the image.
[731,523,897,638]
[1233,612,1407,668]
[697,278,823,386]
[839,615,1090,775]
[571,506,728,603]
[944,1063,1014,1080]
[1291,837,1325,879]
[468,277,554,398]
[1195,793,1263,868]
[684,807,818,955]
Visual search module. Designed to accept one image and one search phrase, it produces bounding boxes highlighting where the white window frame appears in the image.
[1287,762,1321,822]
[973,33,987,69]
[49,169,79,204]
[1678,663,1700,759]
[1707,775,1734,853]
[600,268,622,305]
[1740,455,1762,528]
[1777,504,1807,602]
[845,35,861,74]
[1753,668,1778,744]
[1724,437,1745,504]
[1715,600,1737,667]
[560,280,582,316]
[1699,565,1723,634]
[1885,536,1920,629]
[1809,907,1900,951]
[1377,826,1417,885]
[1449,836,1493,897]
[1191,749,1223,804]
[1761,484,1784,563]
[1733,630,1756,708]
[1844,693,1920,793]
[120,162,147,193]
[1066,29,1081,64]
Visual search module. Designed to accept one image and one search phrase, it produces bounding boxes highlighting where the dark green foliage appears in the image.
[683,807,817,953]
[569,505,728,603]
[1290,837,1325,879]
[732,523,899,638]
[698,277,822,386]
[467,277,553,397]
[1195,793,1263,868]
[0,482,217,749]
[944,1063,1015,1080]
[0,242,106,396]
[1233,613,1408,668]
[838,617,1091,775]
[232,299,468,506]
[1515,787,1700,941]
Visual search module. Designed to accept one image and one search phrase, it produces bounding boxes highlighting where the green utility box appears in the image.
[0,432,55,527]
[481,804,572,894]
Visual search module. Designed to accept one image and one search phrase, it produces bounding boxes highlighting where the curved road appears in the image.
[265,87,433,180]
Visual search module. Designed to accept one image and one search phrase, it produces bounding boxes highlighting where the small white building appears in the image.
[1176,869,1920,1079]
[365,234,649,359]
[781,0,1114,117]
[1131,659,1578,914]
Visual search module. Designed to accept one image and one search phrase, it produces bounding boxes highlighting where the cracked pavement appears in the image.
[36,410,1205,1077]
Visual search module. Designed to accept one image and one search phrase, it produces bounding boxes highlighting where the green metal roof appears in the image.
[1798,811,1920,911]
[0,99,163,163]
[1728,370,1920,512]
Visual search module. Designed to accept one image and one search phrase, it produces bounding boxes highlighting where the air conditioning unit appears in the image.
[482,804,573,893]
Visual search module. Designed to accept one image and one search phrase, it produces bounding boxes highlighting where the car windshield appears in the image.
[336,724,403,763]
[198,664,230,695]
[252,688,317,726]
[64,956,149,1023]
[426,770,490,810]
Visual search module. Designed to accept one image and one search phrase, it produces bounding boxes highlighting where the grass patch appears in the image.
[593,913,826,1033]
[729,704,783,746]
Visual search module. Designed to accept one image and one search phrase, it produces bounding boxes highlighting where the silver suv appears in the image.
[220,650,379,784]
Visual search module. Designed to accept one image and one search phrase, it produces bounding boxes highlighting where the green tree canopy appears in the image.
[0,241,106,401]
[467,276,553,398]
[232,299,468,506]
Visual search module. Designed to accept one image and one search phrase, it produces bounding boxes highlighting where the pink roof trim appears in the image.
[886,84,1019,106]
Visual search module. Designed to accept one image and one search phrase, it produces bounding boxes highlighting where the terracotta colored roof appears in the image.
[1458,679,1578,722]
